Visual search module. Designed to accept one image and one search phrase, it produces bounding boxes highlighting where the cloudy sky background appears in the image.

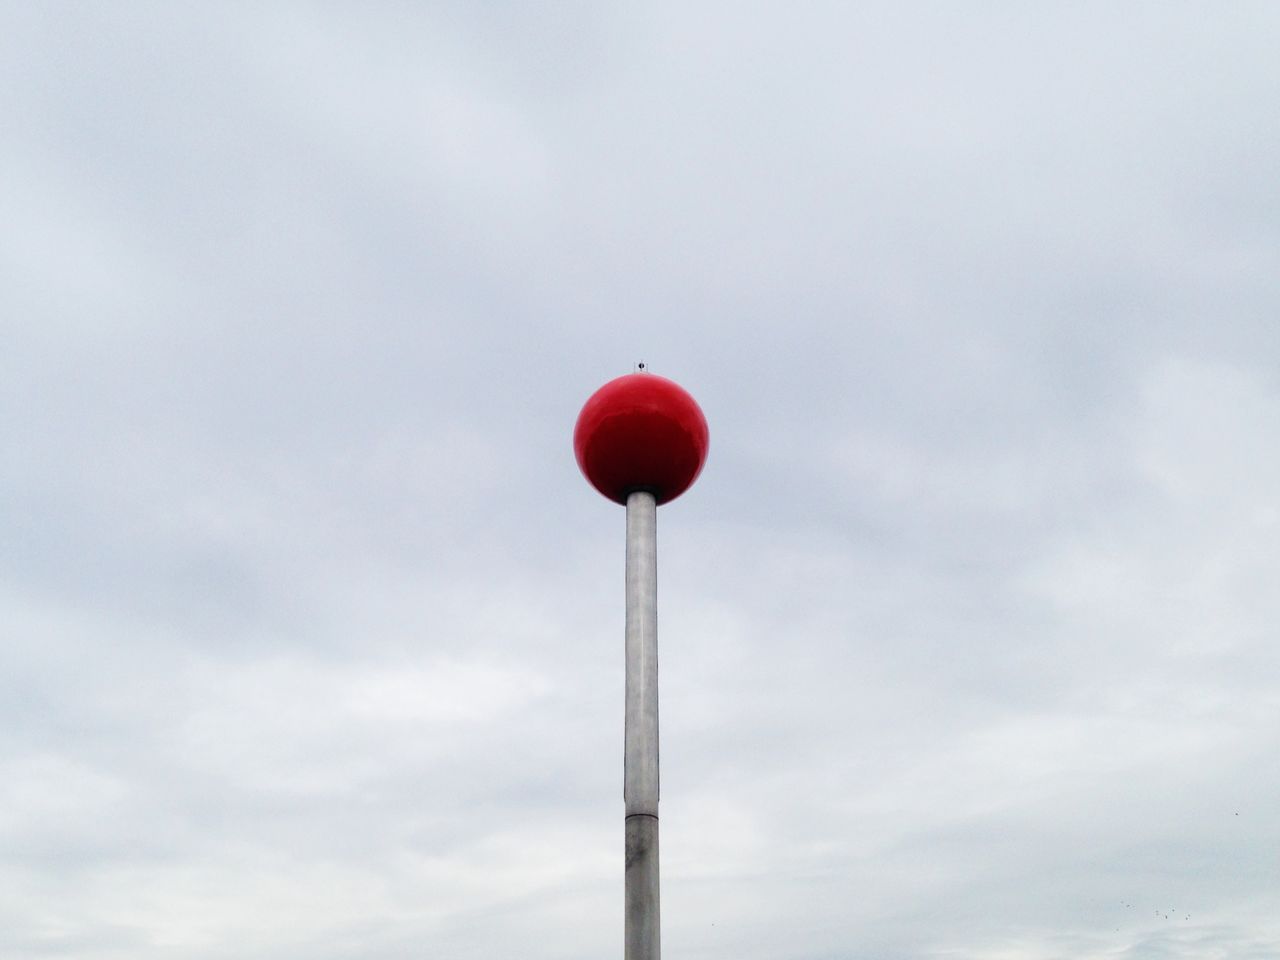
[3,3,1279,957]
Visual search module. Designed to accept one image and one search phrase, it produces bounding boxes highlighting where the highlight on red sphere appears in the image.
[574,371,709,505]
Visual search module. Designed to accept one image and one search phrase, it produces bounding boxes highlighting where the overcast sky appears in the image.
[3,3,1279,958]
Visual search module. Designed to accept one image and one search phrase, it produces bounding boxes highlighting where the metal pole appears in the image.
[624,489,659,960]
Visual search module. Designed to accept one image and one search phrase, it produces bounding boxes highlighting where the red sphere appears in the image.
[574,372,709,505]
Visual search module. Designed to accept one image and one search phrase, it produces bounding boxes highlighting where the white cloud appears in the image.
[2,3,1279,957]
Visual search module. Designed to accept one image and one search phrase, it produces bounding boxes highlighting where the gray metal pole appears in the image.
[624,490,659,960]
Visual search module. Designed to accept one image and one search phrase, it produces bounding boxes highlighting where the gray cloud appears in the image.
[2,2,1278,958]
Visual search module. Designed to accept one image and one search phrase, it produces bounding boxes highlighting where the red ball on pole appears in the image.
[574,371,709,505]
